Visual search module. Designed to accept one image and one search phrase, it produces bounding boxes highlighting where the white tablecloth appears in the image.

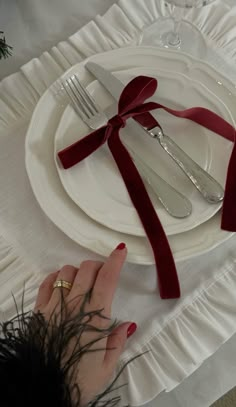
[1,1,236,406]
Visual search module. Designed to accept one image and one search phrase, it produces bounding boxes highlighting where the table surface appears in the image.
[1,1,236,406]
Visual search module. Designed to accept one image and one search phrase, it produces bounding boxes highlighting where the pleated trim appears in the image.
[0,235,42,320]
[115,255,236,405]
[1,1,236,404]
[1,1,236,131]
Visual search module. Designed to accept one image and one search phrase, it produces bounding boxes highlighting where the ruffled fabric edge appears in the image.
[1,240,236,406]
[1,1,236,131]
[1,0,236,404]
[115,252,236,405]
[0,234,43,321]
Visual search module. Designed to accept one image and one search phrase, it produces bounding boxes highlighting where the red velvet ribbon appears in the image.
[58,76,236,299]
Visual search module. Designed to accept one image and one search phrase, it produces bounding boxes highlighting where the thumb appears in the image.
[103,322,137,370]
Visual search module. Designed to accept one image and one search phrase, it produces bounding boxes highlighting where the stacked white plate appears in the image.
[25,47,235,264]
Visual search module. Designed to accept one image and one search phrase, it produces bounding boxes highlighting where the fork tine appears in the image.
[60,79,87,122]
[61,74,108,129]
[66,78,92,119]
[73,75,100,114]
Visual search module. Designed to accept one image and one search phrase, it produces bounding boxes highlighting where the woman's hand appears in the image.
[34,243,137,406]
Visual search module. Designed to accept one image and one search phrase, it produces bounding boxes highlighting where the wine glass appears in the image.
[139,0,216,57]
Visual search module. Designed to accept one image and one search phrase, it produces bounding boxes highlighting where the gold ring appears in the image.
[53,280,72,291]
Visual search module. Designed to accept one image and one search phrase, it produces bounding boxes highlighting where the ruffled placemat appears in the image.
[1,1,236,404]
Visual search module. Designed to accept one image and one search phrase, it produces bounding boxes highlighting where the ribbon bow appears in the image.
[58,76,236,300]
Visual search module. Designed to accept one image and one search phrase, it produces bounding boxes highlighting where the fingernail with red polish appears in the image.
[116,242,126,250]
[127,322,137,338]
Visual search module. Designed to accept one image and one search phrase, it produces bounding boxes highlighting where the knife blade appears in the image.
[86,61,224,204]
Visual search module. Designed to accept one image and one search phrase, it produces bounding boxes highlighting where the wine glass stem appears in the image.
[167,17,181,46]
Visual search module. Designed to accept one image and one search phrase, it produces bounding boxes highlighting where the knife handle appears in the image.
[149,127,224,204]
[126,145,192,218]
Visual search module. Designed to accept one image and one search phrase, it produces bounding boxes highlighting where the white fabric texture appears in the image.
[0,0,118,79]
[1,0,236,405]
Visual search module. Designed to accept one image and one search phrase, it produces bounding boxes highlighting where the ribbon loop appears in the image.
[58,74,236,300]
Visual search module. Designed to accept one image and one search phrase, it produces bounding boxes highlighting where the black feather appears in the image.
[0,32,13,59]
[0,290,144,407]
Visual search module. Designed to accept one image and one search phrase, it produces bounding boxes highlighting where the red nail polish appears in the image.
[116,242,126,250]
[127,323,137,338]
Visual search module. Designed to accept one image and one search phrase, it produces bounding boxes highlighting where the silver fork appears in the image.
[60,74,192,218]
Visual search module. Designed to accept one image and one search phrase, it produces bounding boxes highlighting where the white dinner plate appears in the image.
[55,66,232,236]
[25,47,235,264]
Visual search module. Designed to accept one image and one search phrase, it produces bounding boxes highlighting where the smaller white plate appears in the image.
[55,67,232,236]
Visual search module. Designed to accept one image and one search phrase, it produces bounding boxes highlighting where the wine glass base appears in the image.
[139,18,208,59]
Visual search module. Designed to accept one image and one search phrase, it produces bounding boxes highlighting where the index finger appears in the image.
[90,243,127,315]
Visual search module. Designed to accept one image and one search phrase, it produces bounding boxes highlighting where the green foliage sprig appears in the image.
[0,31,13,60]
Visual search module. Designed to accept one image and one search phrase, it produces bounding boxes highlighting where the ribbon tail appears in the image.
[162,106,235,142]
[221,143,236,231]
[58,125,107,169]
[108,131,180,299]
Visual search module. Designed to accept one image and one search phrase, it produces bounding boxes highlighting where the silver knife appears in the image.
[86,62,224,204]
